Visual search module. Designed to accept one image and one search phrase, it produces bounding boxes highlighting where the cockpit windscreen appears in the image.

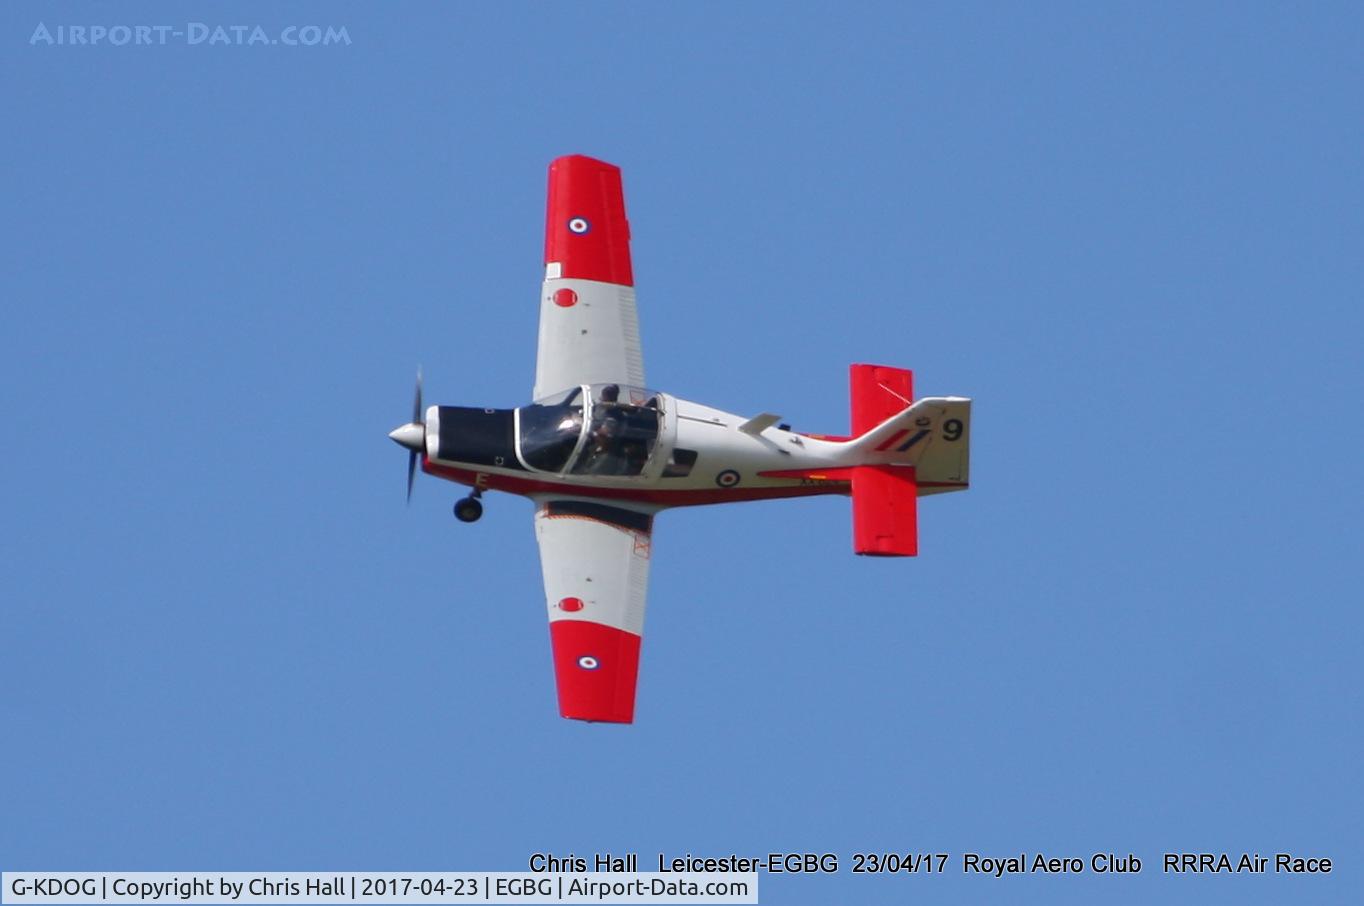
[518,386,586,472]
[517,384,662,476]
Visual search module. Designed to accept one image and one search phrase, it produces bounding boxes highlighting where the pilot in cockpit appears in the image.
[583,413,626,475]
[578,384,656,476]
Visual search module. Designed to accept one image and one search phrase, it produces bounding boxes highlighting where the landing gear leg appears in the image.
[453,489,483,523]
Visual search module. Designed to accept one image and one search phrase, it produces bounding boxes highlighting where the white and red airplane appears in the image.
[390,155,971,724]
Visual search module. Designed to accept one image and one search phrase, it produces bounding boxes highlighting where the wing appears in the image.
[533,155,645,400]
[534,498,654,723]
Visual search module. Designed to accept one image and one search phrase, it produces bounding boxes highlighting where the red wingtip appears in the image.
[544,156,633,286]
[550,620,641,724]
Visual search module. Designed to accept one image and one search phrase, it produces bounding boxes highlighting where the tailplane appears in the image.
[841,364,971,556]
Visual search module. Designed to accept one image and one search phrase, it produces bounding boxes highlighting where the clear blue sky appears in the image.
[3,3,1361,904]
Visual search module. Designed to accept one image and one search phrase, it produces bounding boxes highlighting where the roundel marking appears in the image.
[715,469,741,488]
[577,655,600,670]
[567,217,591,235]
[553,288,578,308]
[558,596,584,612]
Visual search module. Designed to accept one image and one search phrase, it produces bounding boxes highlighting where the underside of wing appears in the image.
[534,497,655,723]
[533,155,644,400]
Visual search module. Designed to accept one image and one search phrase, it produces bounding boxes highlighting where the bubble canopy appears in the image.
[517,384,663,476]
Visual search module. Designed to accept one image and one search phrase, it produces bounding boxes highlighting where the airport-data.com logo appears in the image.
[30,22,352,47]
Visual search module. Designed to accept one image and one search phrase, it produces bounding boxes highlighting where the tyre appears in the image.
[453,497,483,523]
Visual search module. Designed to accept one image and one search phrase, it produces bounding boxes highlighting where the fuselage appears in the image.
[419,385,853,508]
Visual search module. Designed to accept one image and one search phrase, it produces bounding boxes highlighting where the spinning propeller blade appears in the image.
[387,368,425,504]
[408,367,422,501]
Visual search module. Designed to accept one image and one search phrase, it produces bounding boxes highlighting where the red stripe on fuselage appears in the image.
[423,459,847,506]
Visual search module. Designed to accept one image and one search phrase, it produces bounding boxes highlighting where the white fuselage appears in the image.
[421,391,855,508]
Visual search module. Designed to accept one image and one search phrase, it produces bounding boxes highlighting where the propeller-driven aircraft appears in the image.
[390,155,971,723]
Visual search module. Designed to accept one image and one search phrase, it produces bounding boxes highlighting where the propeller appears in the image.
[388,367,425,502]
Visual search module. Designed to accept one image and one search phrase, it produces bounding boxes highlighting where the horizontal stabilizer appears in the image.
[851,364,912,436]
[852,465,918,556]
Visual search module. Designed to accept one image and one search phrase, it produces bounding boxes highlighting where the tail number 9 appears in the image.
[942,419,964,442]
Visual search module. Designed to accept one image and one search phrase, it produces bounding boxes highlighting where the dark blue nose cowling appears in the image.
[435,406,524,471]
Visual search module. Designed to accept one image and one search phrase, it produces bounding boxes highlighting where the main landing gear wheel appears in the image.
[453,495,483,523]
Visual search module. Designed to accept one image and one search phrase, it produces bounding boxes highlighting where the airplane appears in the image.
[389,155,971,724]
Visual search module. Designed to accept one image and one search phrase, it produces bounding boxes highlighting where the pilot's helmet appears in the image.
[599,384,620,403]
